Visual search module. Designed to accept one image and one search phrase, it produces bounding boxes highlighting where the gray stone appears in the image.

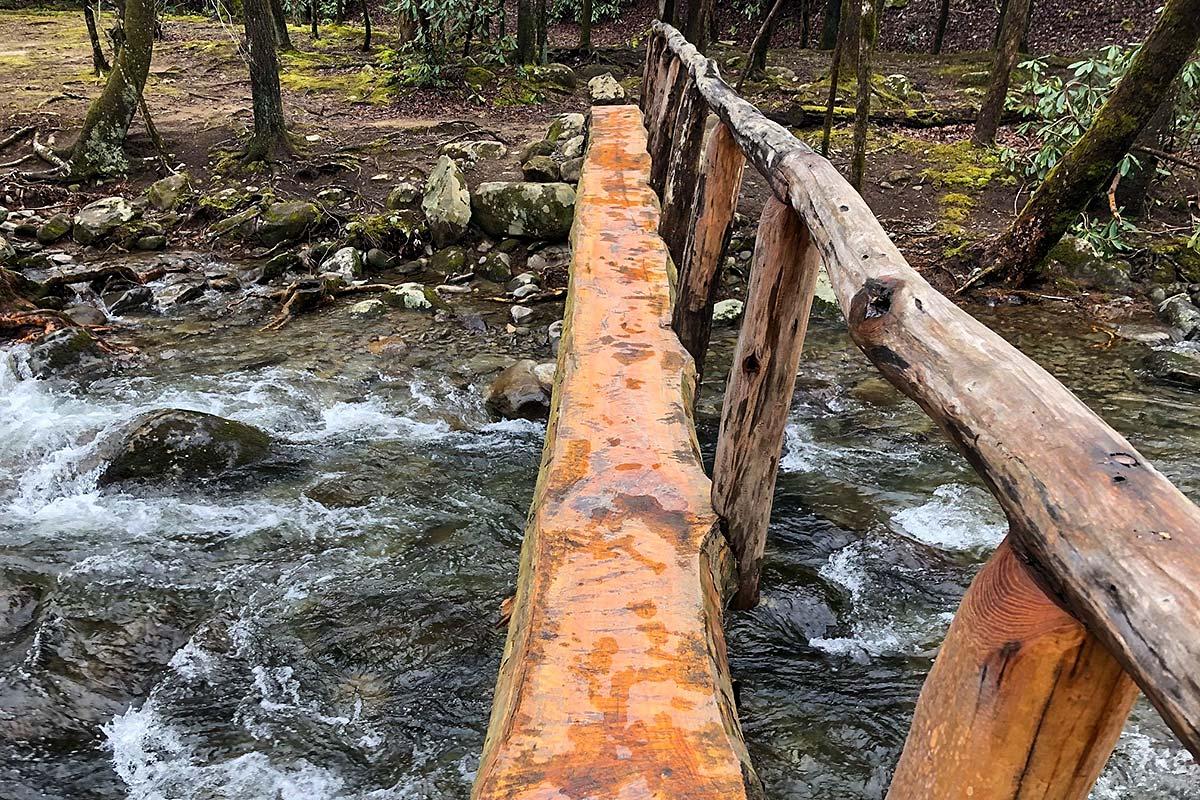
[441,140,508,164]
[547,113,586,143]
[385,181,422,210]
[349,299,387,319]
[365,248,394,270]
[512,283,540,300]
[107,286,153,315]
[560,157,583,184]
[477,251,512,283]
[1145,349,1200,390]
[527,63,577,91]
[421,155,472,248]
[472,182,576,241]
[97,409,273,487]
[1158,295,1200,340]
[0,235,14,265]
[258,201,320,247]
[557,135,586,160]
[134,235,167,251]
[510,304,534,324]
[532,362,556,391]
[36,213,72,244]
[65,303,107,326]
[548,319,564,356]
[519,139,557,163]
[27,327,109,380]
[522,155,560,182]
[147,173,191,211]
[323,247,364,282]
[485,359,550,420]
[587,73,626,104]
[383,282,444,311]
[73,197,138,245]
[713,298,744,323]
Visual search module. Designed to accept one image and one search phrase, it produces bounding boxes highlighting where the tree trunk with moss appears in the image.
[820,0,840,48]
[972,0,1029,146]
[242,0,292,163]
[67,0,152,178]
[974,0,1200,288]
[268,0,292,50]
[850,0,880,190]
[580,0,591,50]
[516,0,538,63]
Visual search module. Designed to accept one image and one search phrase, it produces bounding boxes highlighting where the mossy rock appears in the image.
[258,201,320,246]
[431,247,467,274]
[36,213,72,245]
[97,409,273,487]
[209,206,261,239]
[198,187,258,216]
[147,173,193,211]
[547,113,585,143]
[472,182,575,241]
[346,210,428,256]
[465,66,497,91]
[526,63,577,92]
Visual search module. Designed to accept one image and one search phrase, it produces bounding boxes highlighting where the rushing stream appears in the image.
[1,261,1198,799]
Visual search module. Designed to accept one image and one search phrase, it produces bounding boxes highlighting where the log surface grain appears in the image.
[472,104,760,800]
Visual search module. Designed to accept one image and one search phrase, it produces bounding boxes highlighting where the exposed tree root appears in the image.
[0,125,36,152]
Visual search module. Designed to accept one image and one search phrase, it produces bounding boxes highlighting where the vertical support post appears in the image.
[649,59,689,195]
[659,78,708,267]
[671,121,745,384]
[887,538,1138,800]
[711,197,820,609]
[639,30,664,117]
[645,55,681,191]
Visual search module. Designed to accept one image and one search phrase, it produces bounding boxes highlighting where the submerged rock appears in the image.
[97,409,273,487]
[73,197,138,245]
[486,359,551,419]
[1144,349,1200,390]
[472,182,575,241]
[422,155,472,248]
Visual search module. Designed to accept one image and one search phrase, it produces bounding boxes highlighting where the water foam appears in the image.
[891,483,1007,552]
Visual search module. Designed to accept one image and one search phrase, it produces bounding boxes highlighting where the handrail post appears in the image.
[659,78,708,267]
[888,538,1138,799]
[671,121,745,383]
[712,197,820,609]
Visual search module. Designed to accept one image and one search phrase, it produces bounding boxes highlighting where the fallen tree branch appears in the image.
[0,125,36,152]
[31,132,69,174]
[1134,145,1200,173]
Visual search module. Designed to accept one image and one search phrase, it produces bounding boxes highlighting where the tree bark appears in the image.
[310,0,319,39]
[819,0,840,48]
[850,0,880,190]
[242,0,292,163]
[932,0,949,54]
[820,0,853,156]
[516,0,537,63]
[84,2,110,74]
[739,0,788,89]
[686,0,717,53]
[580,0,591,50]
[801,0,810,47]
[362,0,372,50]
[713,197,820,608]
[660,0,676,25]
[67,0,153,178]
[972,0,1030,146]
[536,0,548,63]
[269,0,293,50]
[973,0,1200,287]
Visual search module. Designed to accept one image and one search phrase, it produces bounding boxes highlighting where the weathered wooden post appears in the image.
[888,538,1138,799]
[671,121,745,382]
[711,197,821,608]
[658,80,709,268]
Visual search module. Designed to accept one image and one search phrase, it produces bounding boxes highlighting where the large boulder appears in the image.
[1044,234,1133,292]
[147,173,192,211]
[26,327,109,381]
[472,182,575,241]
[73,197,138,245]
[1144,349,1200,391]
[422,155,472,248]
[97,409,273,487]
[527,63,577,91]
[588,73,627,105]
[258,201,319,246]
[485,359,551,420]
[1157,294,1200,340]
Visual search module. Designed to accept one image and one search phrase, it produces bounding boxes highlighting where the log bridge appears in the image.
[473,22,1200,799]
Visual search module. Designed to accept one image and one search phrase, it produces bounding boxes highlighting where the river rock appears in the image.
[209,206,260,239]
[431,246,467,273]
[557,135,586,160]
[365,248,394,270]
[472,182,575,241]
[384,282,443,311]
[26,327,108,380]
[1144,349,1200,390]
[258,201,319,247]
[485,359,551,419]
[548,113,586,143]
[522,155,560,182]
[346,210,427,256]
[97,409,273,487]
[323,246,364,281]
[713,298,745,323]
[0,236,14,265]
[1157,294,1200,340]
[441,140,508,164]
[588,73,626,104]
[476,251,512,283]
[147,173,191,211]
[519,139,557,163]
[349,299,387,319]
[560,157,583,184]
[386,181,422,210]
[548,319,564,355]
[511,304,534,324]
[65,303,107,326]
[73,197,138,245]
[422,155,472,248]
[35,213,72,245]
[1045,235,1133,292]
[134,234,167,251]
[106,285,153,315]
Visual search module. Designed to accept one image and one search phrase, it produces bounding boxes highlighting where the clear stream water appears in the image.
[1,268,1198,799]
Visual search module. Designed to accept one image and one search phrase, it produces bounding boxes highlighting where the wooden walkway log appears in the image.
[472,104,761,800]
[712,197,820,609]
[671,121,745,384]
[659,80,709,268]
[888,538,1138,799]
[651,20,1200,759]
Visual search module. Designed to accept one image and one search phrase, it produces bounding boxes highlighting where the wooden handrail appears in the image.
[648,19,1200,766]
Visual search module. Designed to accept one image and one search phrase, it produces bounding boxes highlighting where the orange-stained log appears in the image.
[472,104,762,800]
[712,198,820,609]
[888,538,1138,800]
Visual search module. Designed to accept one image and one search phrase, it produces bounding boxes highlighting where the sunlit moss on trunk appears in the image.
[67,0,154,178]
[979,0,1200,287]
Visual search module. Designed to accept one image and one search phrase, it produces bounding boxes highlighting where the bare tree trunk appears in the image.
[362,0,372,50]
[242,0,292,163]
[850,0,880,190]
[686,0,717,52]
[537,0,548,62]
[310,0,320,39]
[820,0,853,156]
[972,0,1031,146]
[84,2,110,74]
[739,0,787,89]
[969,0,1200,289]
[801,0,811,47]
[67,0,153,178]
[819,0,840,48]
[1019,0,1034,52]
[660,0,676,25]
[269,0,293,50]
[932,0,949,53]
[580,0,592,50]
